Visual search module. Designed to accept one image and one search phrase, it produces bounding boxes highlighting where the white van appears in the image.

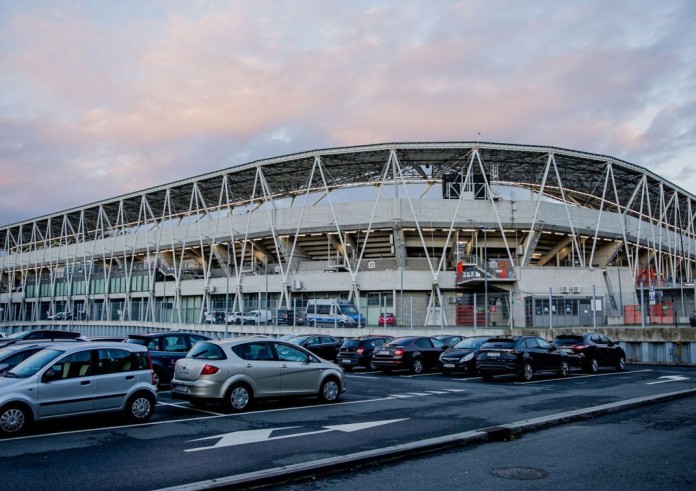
[242,310,273,325]
[305,299,365,327]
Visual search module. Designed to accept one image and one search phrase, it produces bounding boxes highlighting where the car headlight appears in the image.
[461,353,474,362]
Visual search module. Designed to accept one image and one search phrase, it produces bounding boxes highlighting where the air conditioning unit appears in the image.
[447,295,457,304]
[367,260,376,269]
[560,286,569,293]
[291,280,303,290]
[572,286,581,293]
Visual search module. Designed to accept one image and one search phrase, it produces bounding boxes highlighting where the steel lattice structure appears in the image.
[1,142,694,327]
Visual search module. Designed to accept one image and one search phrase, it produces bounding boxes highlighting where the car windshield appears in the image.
[453,337,488,349]
[341,339,361,348]
[553,336,583,346]
[339,304,359,315]
[290,336,310,344]
[6,349,64,378]
[386,338,415,347]
[7,331,30,340]
[481,339,516,349]
[187,342,226,360]
[125,337,148,346]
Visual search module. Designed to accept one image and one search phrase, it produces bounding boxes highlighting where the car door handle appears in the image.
[125,375,135,380]
[80,380,91,386]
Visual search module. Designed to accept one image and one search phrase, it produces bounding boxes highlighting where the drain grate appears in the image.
[490,467,549,480]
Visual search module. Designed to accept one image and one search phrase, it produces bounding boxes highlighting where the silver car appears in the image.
[0,342,157,437]
[171,337,346,411]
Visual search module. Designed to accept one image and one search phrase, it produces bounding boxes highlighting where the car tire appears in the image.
[0,403,31,437]
[342,365,353,372]
[125,391,155,422]
[410,357,424,375]
[319,377,341,403]
[584,357,599,374]
[616,356,626,372]
[368,360,377,371]
[226,383,252,412]
[519,362,534,381]
[152,369,164,389]
[558,360,570,377]
[480,372,493,381]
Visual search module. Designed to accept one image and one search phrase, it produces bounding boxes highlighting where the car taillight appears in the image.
[200,364,220,375]
[394,348,405,357]
[572,344,589,351]
[356,347,365,354]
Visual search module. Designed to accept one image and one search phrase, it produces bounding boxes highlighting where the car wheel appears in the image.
[558,360,570,377]
[319,377,341,403]
[226,383,252,412]
[125,392,155,422]
[342,365,353,372]
[480,372,493,381]
[152,369,163,388]
[519,362,534,381]
[410,357,424,374]
[616,356,626,372]
[584,357,599,374]
[0,404,30,437]
[368,360,377,371]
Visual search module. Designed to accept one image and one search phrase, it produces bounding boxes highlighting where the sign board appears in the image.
[649,285,656,305]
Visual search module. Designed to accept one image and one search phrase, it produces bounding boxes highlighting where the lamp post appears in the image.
[484,228,488,328]
[225,243,230,338]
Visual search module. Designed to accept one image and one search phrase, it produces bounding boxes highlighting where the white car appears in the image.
[242,310,272,325]
[0,342,157,436]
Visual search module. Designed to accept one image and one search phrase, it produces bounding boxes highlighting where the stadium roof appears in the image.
[2,141,694,247]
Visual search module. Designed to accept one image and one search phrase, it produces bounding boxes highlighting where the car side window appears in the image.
[275,343,309,362]
[416,338,434,348]
[96,349,136,374]
[537,338,551,349]
[146,339,160,350]
[49,350,92,379]
[524,338,540,349]
[163,335,188,352]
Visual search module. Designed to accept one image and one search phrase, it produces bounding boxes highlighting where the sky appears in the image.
[0,0,695,227]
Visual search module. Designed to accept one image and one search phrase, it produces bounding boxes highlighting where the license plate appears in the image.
[378,350,390,356]
[443,363,455,368]
[561,348,573,353]
[339,358,355,364]
[173,384,189,393]
[487,352,500,358]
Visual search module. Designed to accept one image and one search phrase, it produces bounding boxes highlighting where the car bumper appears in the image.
[170,380,225,401]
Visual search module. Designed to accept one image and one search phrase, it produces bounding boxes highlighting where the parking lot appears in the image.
[0,363,694,490]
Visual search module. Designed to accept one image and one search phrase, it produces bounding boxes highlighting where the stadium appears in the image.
[1,141,696,334]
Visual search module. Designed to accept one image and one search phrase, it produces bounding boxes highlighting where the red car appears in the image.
[378,312,396,327]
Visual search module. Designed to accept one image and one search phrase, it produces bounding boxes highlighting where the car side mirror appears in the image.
[43,366,62,382]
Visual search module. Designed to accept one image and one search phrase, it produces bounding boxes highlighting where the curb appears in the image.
[157,388,696,490]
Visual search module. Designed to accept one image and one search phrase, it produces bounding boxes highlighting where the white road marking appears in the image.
[516,369,654,384]
[647,375,690,385]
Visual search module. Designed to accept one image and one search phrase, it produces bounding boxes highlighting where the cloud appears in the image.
[0,1,695,225]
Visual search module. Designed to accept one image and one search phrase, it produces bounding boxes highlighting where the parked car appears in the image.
[125,332,211,387]
[336,335,394,371]
[204,311,226,324]
[439,335,491,375]
[551,333,626,373]
[242,310,273,325]
[434,335,465,348]
[226,311,244,324]
[0,342,157,436]
[289,335,343,361]
[377,312,396,327]
[171,337,345,411]
[1,330,83,348]
[0,343,54,374]
[371,336,447,374]
[277,307,306,325]
[46,311,73,320]
[477,335,571,381]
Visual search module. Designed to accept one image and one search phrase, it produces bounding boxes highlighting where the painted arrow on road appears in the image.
[646,375,689,385]
[185,418,408,452]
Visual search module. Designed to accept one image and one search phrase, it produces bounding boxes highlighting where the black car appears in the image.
[552,333,626,373]
[0,329,83,348]
[439,335,491,375]
[126,331,211,387]
[371,336,447,374]
[336,335,394,371]
[289,335,342,361]
[277,307,306,326]
[477,335,571,381]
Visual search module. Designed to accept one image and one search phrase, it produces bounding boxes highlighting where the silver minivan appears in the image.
[0,342,157,437]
